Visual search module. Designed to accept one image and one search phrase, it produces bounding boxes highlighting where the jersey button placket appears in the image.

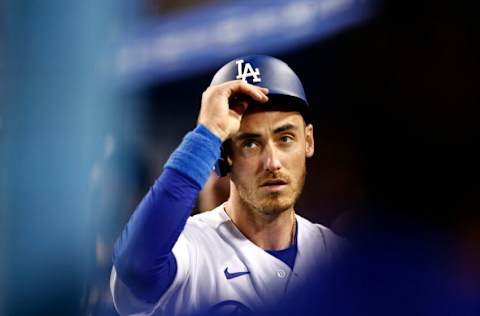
[276,270,286,279]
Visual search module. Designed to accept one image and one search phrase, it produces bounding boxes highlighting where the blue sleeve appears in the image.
[112,124,222,303]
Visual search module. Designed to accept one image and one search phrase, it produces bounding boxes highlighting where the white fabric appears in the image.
[111,204,343,316]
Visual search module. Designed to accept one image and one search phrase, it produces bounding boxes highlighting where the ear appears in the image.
[224,139,234,169]
[305,124,314,158]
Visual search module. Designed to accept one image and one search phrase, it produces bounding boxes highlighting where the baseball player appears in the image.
[110,55,343,315]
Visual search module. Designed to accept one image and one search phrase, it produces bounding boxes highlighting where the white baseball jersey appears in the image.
[110,204,343,316]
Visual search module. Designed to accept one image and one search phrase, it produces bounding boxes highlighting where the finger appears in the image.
[224,81,269,102]
[230,100,249,116]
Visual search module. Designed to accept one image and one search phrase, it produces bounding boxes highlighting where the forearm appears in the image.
[112,124,221,302]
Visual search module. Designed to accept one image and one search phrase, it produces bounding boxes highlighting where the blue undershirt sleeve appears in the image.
[112,124,222,303]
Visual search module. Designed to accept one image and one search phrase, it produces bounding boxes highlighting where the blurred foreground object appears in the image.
[0,0,119,315]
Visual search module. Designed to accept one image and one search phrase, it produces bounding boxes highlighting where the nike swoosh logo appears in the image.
[224,267,250,280]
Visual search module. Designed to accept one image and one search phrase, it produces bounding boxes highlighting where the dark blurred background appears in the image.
[1,0,478,315]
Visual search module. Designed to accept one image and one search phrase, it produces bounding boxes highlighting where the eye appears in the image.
[280,135,294,143]
[243,140,258,149]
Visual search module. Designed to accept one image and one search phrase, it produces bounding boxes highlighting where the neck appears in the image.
[225,194,296,251]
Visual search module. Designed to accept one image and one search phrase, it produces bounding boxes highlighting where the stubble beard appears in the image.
[232,165,307,217]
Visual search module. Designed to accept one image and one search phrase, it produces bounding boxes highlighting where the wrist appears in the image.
[199,122,228,141]
[164,124,222,188]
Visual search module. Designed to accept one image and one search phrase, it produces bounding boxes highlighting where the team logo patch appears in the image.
[236,59,261,83]
[210,300,253,316]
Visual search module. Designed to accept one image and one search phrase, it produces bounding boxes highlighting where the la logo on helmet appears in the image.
[235,59,261,83]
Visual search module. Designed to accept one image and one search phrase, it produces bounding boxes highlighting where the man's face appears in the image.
[228,109,314,216]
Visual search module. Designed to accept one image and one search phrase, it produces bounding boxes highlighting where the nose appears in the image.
[263,142,282,172]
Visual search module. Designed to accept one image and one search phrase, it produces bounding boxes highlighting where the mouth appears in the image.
[260,179,288,192]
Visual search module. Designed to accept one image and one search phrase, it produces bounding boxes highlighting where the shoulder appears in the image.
[178,204,230,242]
[296,214,347,255]
[188,204,229,228]
[296,213,337,237]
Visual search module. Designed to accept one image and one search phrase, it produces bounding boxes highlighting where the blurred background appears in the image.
[1,0,478,315]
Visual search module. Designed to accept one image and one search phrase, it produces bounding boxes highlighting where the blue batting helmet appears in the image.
[210,55,310,121]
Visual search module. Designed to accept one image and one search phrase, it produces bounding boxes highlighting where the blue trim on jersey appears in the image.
[266,220,298,270]
[165,124,222,188]
[113,125,221,303]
